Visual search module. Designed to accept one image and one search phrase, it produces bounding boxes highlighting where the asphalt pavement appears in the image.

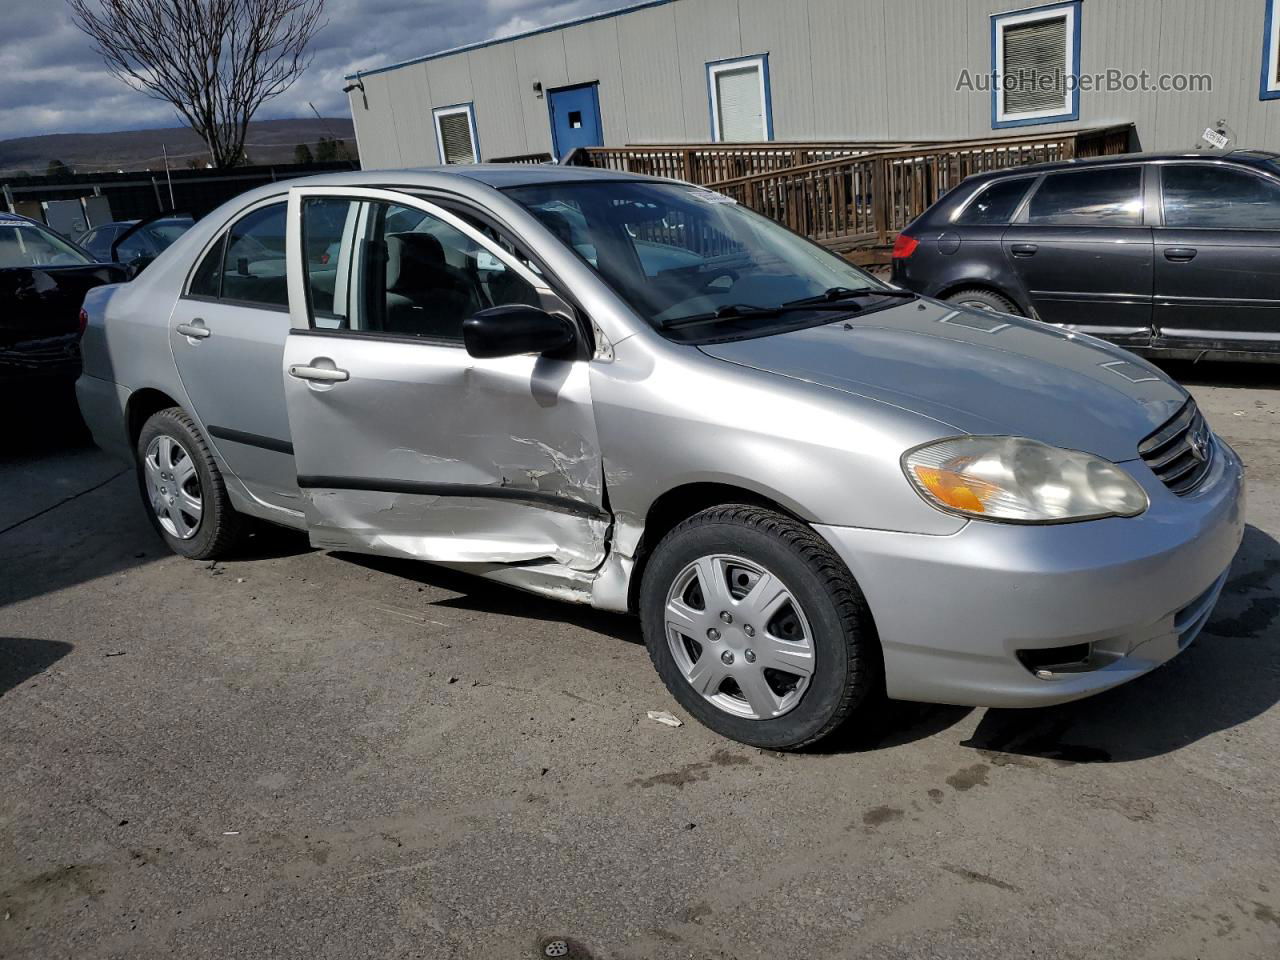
[1,365,1277,960]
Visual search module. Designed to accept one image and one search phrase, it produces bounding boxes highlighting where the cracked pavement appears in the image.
[1,363,1278,960]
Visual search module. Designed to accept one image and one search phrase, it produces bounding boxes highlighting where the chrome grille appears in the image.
[1139,400,1215,496]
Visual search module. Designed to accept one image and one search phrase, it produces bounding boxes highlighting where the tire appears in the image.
[135,407,245,560]
[639,505,885,751]
[946,287,1021,315]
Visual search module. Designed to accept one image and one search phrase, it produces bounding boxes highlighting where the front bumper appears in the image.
[815,440,1245,707]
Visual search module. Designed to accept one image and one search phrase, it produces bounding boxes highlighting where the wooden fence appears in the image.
[489,151,553,164]
[566,125,1135,253]
[562,141,918,184]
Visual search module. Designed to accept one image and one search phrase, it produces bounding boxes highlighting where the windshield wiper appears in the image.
[783,285,917,307]
[660,300,872,330]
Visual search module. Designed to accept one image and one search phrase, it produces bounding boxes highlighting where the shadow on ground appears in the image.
[334,552,641,644]
[332,522,1279,762]
[0,384,89,461]
[0,638,73,697]
[965,524,1280,764]
[1155,358,1280,391]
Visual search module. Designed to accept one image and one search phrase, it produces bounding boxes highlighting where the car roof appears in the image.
[962,149,1279,185]
[91,217,194,230]
[286,163,668,191]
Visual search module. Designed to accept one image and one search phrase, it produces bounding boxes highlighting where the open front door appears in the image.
[281,185,608,572]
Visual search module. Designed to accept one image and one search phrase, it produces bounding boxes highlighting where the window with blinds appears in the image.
[708,57,770,142]
[992,3,1078,125]
[433,106,478,164]
[1003,16,1067,114]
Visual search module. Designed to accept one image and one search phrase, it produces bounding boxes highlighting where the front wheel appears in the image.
[639,505,884,750]
[136,407,246,560]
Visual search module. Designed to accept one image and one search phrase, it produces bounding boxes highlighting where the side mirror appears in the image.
[463,305,576,359]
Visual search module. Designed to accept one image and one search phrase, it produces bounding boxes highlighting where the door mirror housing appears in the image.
[463,305,576,359]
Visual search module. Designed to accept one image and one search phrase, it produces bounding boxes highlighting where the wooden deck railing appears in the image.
[489,151,553,164]
[562,141,917,184]
[708,125,1134,249]
[566,125,1134,254]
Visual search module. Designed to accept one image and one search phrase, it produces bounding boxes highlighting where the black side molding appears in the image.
[207,425,294,455]
[295,475,609,521]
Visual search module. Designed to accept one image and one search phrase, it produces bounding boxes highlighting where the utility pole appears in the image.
[161,144,176,209]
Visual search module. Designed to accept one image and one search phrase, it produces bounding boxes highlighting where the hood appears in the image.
[698,299,1187,462]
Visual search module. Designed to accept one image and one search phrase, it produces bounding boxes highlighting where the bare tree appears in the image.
[69,0,326,168]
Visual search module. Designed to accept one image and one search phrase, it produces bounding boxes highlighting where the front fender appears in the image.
[591,334,967,560]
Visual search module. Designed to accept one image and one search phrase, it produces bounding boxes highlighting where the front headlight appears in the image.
[902,436,1148,523]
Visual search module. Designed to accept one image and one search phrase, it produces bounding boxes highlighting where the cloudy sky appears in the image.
[0,0,623,141]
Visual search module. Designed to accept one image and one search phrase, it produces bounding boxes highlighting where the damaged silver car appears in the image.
[77,167,1244,749]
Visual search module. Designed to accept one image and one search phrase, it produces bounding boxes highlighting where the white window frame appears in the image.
[706,55,773,143]
[992,2,1079,127]
[1262,0,1280,99]
[431,103,480,165]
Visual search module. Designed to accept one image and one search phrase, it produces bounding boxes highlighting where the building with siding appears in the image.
[345,0,1280,168]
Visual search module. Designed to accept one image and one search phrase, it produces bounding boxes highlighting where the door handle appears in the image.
[1010,243,1039,258]
[289,363,349,383]
[1164,247,1198,262]
[176,319,210,339]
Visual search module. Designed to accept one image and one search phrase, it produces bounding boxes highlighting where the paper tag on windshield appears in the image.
[689,188,736,205]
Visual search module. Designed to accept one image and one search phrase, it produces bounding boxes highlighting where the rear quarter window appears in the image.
[955,178,1035,225]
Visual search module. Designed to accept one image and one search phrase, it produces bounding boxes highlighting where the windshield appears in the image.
[144,221,193,248]
[504,181,891,337]
[0,221,93,268]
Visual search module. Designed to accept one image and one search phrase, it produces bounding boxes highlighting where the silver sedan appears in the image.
[76,166,1244,749]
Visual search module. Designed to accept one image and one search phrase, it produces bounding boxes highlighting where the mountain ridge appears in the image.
[0,118,356,176]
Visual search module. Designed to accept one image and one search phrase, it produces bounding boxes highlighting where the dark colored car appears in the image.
[891,150,1280,361]
[80,215,194,271]
[0,212,128,389]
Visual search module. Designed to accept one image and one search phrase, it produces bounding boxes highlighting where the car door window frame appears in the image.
[287,185,590,357]
[181,196,289,312]
[1013,164,1148,227]
[1156,160,1280,231]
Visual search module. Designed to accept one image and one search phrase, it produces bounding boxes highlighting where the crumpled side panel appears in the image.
[306,490,610,571]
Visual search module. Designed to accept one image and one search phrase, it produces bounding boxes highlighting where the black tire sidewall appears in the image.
[948,288,1019,315]
[640,515,865,750]
[135,410,225,560]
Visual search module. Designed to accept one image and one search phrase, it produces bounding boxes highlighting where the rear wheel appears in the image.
[640,505,885,750]
[136,407,245,560]
[946,288,1020,315]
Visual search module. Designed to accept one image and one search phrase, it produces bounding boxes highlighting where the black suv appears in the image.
[891,150,1280,361]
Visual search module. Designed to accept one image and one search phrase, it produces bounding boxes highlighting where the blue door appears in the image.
[548,84,602,160]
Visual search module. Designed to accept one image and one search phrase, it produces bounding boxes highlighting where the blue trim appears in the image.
[1262,0,1280,100]
[705,53,774,143]
[546,82,603,161]
[990,1,1082,129]
[344,0,674,80]
[432,102,480,164]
